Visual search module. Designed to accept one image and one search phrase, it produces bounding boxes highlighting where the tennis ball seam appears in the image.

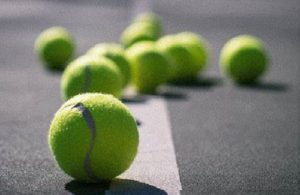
[81,65,92,93]
[72,102,101,182]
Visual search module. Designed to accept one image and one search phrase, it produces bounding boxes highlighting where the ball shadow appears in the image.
[122,88,188,101]
[110,179,167,195]
[237,81,289,92]
[44,66,64,75]
[167,75,223,89]
[121,95,148,104]
[135,118,142,126]
[156,88,188,101]
[65,179,167,195]
[65,180,110,195]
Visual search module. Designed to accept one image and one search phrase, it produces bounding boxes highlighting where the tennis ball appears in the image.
[176,32,209,73]
[156,35,198,81]
[34,26,75,70]
[220,35,268,84]
[121,22,159,48]
[133,12,162,37]
[126,41,171,93]
[49,93,139,182]
[87,43,131,87]
[61,55,123,100]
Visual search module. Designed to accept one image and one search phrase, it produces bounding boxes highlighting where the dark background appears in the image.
[0,0,299,194]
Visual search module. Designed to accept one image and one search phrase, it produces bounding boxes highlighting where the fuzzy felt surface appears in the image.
[61,56,123,100]
[49,93,139,181]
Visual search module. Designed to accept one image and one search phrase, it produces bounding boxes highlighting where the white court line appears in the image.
[109,96,182,194]
[108,0,181,193]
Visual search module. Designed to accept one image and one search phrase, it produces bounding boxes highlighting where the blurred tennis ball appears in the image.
[61,55,123,100]
[126,41,171,93]
[34,26,75,70]
[121,12,162,49]
[133,12,162,37]
[49,93,139,182]
[176,32,209,74]
[220,35,268,84]
[121,22,159,48]
[157,35,199,82]
[87,43,131,87]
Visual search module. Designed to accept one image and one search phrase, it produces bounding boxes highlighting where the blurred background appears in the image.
[1,0,299,80]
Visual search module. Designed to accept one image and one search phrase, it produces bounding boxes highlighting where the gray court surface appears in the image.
[0,0,299,194]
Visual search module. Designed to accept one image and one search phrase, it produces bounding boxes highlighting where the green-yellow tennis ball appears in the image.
[126,41,171,93]
[87,43,131,88]
[34,26,75,70]
[156,35,198,81]
[121,22,159,48]
[49,93,139,182]
[220,35,268,84]
[133,12,162,36]
[134,12,161,27]
[61,56,123,100]
[176,32,209,73]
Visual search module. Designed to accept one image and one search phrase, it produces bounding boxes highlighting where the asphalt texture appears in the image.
[0,0,299,194]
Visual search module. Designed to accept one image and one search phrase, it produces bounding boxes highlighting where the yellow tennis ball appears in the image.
[157,35,198,81]
[220,35,269,84]
[61,55,123,100]
[126,41,171,93]
[121,22,159,48]
[133,12,162,37]
[176,32,209,73]
[87,43,131,87]
[49,93,139,182]
[34,26,75,70]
